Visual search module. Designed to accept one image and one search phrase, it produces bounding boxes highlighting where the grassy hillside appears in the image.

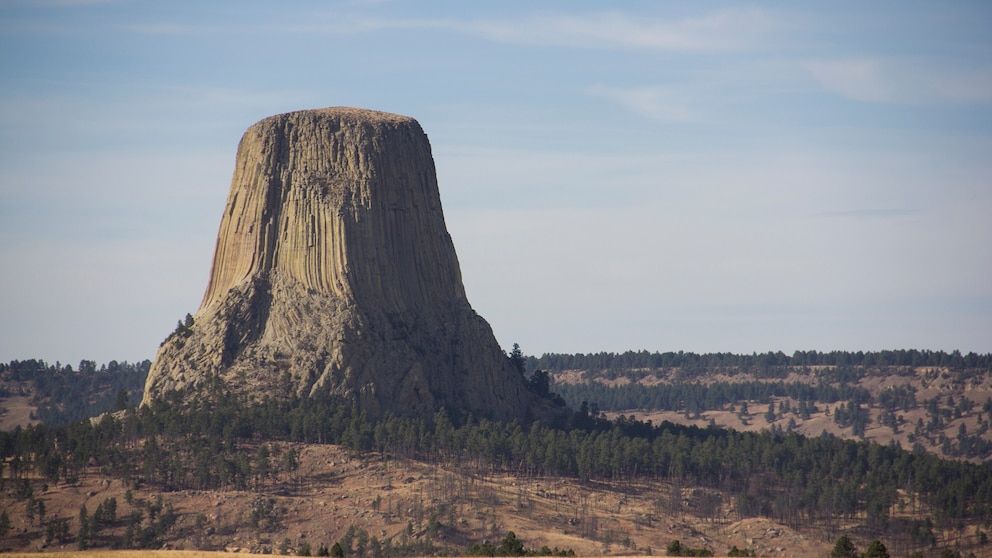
[0,359,148,428]
[0,441,927,558]
[545,358,992,461]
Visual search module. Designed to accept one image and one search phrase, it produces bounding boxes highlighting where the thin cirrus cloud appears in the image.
[806,57,992,105]
[118,17,433,36]
[456,8,776,52]
[121,8,777,53]
[810,208,917,220]
[585,84,697,122]
[17,0,119,6]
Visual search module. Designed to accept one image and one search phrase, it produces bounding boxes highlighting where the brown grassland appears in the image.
[6,439,992,557]
[1,441,834,557]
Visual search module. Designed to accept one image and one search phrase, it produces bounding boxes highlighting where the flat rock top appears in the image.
[254,106,418,128]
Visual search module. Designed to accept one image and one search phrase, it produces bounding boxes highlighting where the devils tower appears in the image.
[142,107,545,421]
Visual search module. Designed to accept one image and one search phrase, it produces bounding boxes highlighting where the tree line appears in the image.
[529,350,992,373]
[552,381,871,414]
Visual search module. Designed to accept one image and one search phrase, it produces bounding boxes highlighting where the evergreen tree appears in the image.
[78,505,91,549]
[46,517,70,545]
[498,531,525,556]
[0,510,10,539]
[36,498,46,525]
[830,535,857,558]
[115,388,130,411]
[509,343,526,376]
[863,540,889,558]
[528,369,552,398]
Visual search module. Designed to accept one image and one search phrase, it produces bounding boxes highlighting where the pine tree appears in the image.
[115,388,130,411]
[78,505,91,549]
[863,540,889,558]
[830,535,857,558]
[509,343,526,376]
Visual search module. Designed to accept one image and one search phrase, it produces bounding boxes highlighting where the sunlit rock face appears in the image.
[143,107,542,420]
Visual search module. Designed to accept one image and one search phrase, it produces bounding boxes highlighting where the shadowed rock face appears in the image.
[142,107,543,421]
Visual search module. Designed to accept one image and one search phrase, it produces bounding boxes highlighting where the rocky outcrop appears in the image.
[142,108,547,421]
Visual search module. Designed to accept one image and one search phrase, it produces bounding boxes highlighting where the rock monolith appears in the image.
[142,107,546,421]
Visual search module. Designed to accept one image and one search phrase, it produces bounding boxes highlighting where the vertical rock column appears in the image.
[143,107,545,422]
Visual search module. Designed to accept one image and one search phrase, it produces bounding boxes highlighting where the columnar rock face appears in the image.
[142,107,544,421]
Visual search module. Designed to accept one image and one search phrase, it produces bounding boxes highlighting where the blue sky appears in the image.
[1,1,991,365]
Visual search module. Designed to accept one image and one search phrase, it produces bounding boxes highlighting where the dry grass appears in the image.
[576,364,992,462]
[4,440,991,556]
[0,394,40,430]
[1,552,274,558]
[0,442,838,557]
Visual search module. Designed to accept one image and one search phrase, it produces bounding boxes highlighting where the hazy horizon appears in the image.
[2,1,991,365]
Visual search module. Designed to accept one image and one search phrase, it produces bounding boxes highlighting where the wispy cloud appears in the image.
[122,8,777,52]
[0,85,310,131]
[807,57,992,104]
[119,17,440,36]
[18,0,119,6]
[811,208,916,220]
[121,22,208,35]
[931,69,992,103]
[806,58,893,103]
[456,8,776,52]
[586,84,697,122]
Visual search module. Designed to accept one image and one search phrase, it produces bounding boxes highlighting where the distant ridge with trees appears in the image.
[529,349,992,373]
